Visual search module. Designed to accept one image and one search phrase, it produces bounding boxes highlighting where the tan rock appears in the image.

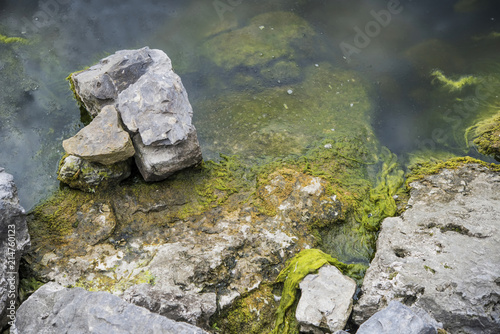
[62,105,135,165]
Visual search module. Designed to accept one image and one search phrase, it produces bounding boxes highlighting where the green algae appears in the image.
[0,33,28,44]
[196,62,373,159]
[431,70,481,92]
[271,249,366,334]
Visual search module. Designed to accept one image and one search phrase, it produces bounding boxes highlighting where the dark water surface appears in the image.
[1,0,500,210]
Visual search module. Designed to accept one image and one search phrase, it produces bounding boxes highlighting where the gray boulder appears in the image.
[11,282,209,334]
[62,105,135,165]
[70,47,202,182]
[133,128,202,181]
[353,164,500,333]
[356,301,441,334]
[295,264,356,333]
[57,155,131,192]
[0,168,30,329]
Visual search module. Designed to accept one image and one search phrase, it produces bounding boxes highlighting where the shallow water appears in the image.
[1,0,500,210]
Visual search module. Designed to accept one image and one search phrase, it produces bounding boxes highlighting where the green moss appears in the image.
[70,269,156,293]
[467,110,500,159]
[271,249,366,334]
[211,284,278,334]
[431,70,480,92]
[0,33,28,44]
[406,156,500,186]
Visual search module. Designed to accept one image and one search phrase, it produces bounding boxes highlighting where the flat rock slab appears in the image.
[63,105,135,165]
[353,164,500,334]
[11,282,209,334]
[296,264,356,333]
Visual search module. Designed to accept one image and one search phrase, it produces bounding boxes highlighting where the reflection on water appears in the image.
[1,0,500,209]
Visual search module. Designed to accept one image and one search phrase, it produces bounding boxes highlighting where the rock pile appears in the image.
[58,47,202,190]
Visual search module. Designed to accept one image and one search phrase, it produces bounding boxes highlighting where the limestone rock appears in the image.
[11,282,209,334]
[133,128,202,181]
[295,265,356,333]
[62,105,135,165]
[353,164,500,334]
[57,155,131,192]
[356,301,441,334]
[70,47,202,181]
[0,168,30,329]
[71,48,155,118]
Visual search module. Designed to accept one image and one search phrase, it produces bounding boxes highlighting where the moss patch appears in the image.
[211,284,279,334]
[469,110,500,159]
[406,156,500,186]
[431,70,480,92]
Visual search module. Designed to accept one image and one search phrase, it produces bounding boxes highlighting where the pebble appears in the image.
[287,89,293,95]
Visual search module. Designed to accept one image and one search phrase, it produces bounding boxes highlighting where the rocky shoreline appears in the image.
[2,17,500,333]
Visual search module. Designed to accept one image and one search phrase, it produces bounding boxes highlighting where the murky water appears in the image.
[1,0,500,210]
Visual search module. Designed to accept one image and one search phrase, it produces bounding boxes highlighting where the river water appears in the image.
[1,0,499,210]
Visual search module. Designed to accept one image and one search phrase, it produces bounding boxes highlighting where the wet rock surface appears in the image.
[353,164,500,333]
[0,168,30,330]
[11,282,209,334]
[295,264,356,333]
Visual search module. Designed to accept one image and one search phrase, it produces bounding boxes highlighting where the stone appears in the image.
[57,155,131,192]
[295,265,356,333]
[133,128,202,181]
[71,48,155,118]
[353,164,500,334]
[0,168,30,329]
[356,301,441,334]
[62,105,135,165]
[70,47,202,181]
[11,282,209,334]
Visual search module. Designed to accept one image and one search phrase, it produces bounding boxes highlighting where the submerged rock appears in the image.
[295,264,356,333]
[0,168,30,330]
[11,282,209,334]
[356,301,442,334]
[68,47,202,182]
[62,105,135,165]
[353,164,500,333]
[202,11,316,70]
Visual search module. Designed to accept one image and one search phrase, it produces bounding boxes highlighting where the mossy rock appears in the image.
[471,110,500,160]
[201,11,315,70]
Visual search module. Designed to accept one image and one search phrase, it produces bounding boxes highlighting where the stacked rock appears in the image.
[58,47,202,191]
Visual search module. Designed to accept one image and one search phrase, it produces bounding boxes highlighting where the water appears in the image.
[1,0,500,210]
